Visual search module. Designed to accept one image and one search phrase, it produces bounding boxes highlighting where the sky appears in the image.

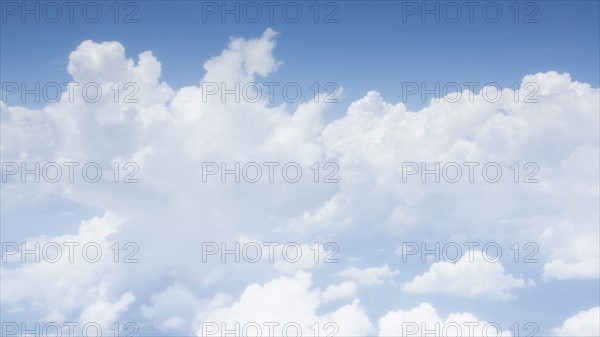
[1,1,599,337]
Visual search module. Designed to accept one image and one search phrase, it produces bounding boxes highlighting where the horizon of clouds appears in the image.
[1,28,599,336]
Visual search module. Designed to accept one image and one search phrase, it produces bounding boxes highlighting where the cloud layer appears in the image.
[1,28,598,335]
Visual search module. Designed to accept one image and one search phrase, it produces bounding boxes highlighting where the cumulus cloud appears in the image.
[379,302,511,337]
[202,28,280,84]
[542,219,600,280]
[78,291,135,330]
[0,213,137,328]
[318,72,599,281]
[403,251,534,301]
[319,281,358,303]
[1,28,333,326]
[1,27,599,335]
[552,307,600,336]
[194,272,374,337]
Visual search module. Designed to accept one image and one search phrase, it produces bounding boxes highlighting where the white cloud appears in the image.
[1,27,599,334]
[542,219,600,280]
[379,302,511,337]
[67,40,173,104]
[552,307,600,336]
[319,281,358,303]
[318,71,599,281]
[194,272,374,337]
[203,28,280,84]
[1,213,133,321]
[340,265,399,286]
[1,29,342,328]
[78,291,135,331]
[403,251,534,301]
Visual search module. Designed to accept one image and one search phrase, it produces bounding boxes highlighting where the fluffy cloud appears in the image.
[319,281,358,303]
[0,213,135,327]
[1,29,344,333]
[194,272,374,337]
[1,27,598,335]
[403,250,534,301]
[318,72,599,282]
[542,218,600,280]
[78,292,135,330]
[67,40,174,103]
[552,307,600,336]
[379,302,511,337]
[202,28,280,84]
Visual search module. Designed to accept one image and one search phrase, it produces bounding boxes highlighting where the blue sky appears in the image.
[1,1,599,336]
[2,0,599,112]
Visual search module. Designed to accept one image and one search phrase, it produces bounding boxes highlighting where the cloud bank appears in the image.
[1,28,598,335]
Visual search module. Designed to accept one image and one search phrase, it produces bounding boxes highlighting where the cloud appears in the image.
[1,29,342,329]
[339,265,399,286]
[78,291,135,330]
[1,27,599,334]
[552,307,600,336]
[403,251,534,301]
[140,283,201,332]
[0,213,133,322]
[379,302,511,337]
[542,218,600,280]
[202,28,280,84]
[67,40,174,105]
[318,72,599,281]
[319,281,358,303]
[0,213,138,336]
[194,272,374,337]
